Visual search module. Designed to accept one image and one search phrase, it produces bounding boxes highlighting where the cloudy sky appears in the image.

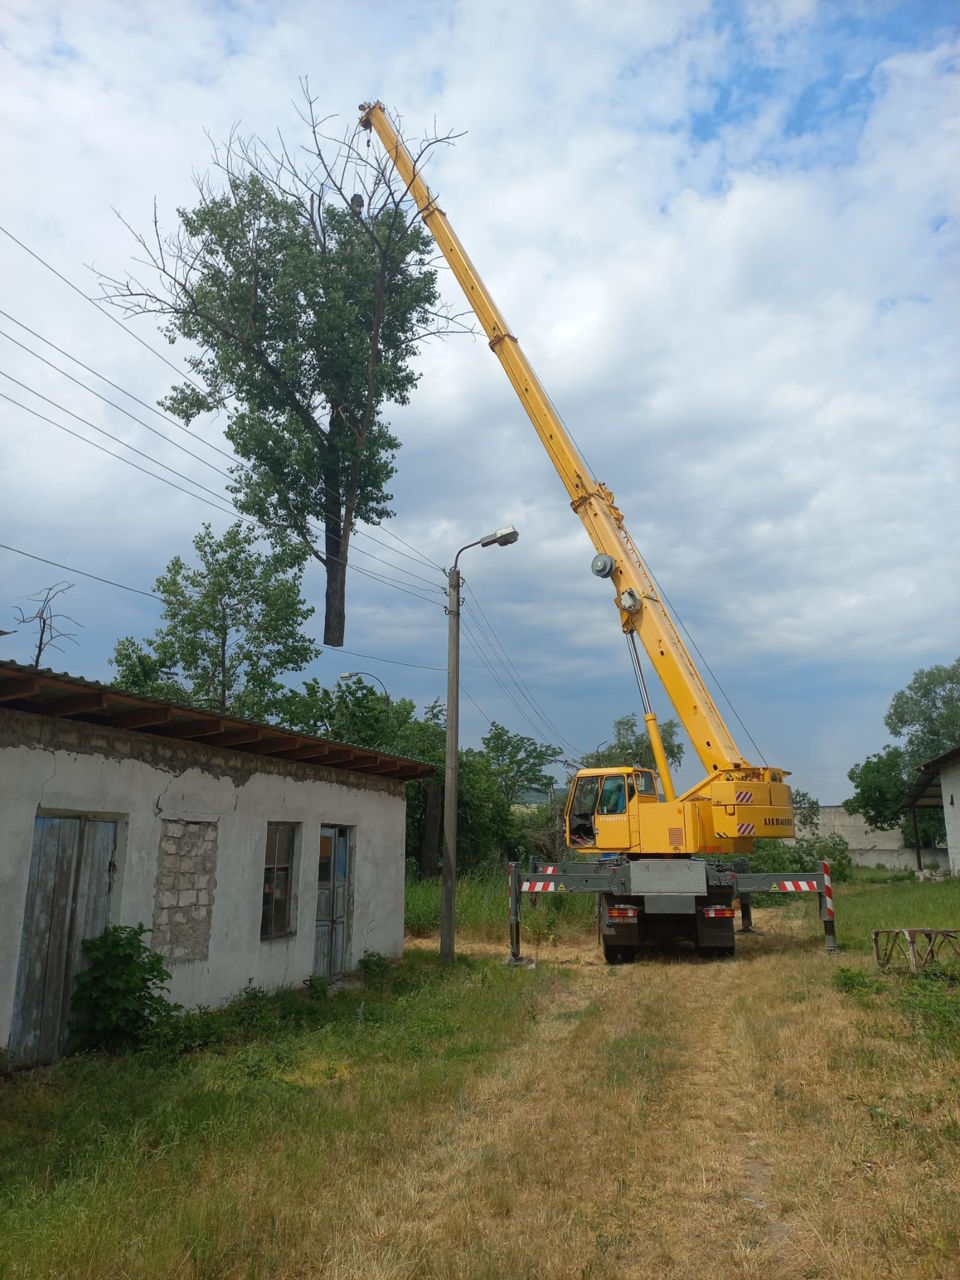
[1,0,957,802]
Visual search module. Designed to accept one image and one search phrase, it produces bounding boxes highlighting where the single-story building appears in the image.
[0,660,432,1066]
[905,744,960,877]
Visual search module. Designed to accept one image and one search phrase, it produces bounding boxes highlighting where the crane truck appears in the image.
[359,102,837,960]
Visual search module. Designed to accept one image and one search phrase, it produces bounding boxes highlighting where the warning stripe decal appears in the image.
[735,791,754,804]
[521,866,557,893]
[737,822,756,836]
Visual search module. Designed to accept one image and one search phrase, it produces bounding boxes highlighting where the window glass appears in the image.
[598,776,626,815]
[318,833,333,884]
[262,822,297,939]
[636,771,658,796]
[571,776,599,815]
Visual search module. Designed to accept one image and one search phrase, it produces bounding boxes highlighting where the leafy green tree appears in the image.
[791,788,821,833]
[281,678,447,875]
[592,713,684,772]
[480,721,561,808]
[844,748,910,831]
[111,522,318,721]
[884,657,960,766]
[104,109,452,646]
[844,657,957,846]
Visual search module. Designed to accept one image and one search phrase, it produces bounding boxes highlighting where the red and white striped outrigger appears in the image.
[506,859,837,963]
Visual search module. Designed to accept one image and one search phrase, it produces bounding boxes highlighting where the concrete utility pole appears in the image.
[441,526,519,964]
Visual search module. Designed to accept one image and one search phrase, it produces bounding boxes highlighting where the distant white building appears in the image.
[795,805,945,872]
[905,745,960,877]
[0,660,431,1066]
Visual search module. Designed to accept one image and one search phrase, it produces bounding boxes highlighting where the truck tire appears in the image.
[697,944,735,960]
[602,939,636,964]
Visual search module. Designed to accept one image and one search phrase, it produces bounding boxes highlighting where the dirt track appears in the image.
[333,917,959,1280]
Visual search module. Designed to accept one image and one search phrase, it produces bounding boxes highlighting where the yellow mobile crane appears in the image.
[361,103,835,959]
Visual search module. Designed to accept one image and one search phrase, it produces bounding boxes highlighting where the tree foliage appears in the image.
[480,721,561,808]
[591,713,684,772]
[111,522,318,721]
[884,657,960,767]
[103,97,458,647]
[844,657,957,845]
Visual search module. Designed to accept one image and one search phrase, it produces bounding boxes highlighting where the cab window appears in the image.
[571,776,599,815]
[598,776,626,815]
[636,770,658,796]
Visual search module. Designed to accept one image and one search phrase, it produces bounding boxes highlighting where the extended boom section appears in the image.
[361,100,795,875]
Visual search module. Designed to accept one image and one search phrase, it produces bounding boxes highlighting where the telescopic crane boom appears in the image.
[360,101,794,858]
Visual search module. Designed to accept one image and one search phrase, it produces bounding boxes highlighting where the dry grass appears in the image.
[2,900,957,1279]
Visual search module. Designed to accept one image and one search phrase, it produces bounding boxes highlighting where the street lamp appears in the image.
[442,525,519,964]
[339,671,390,704]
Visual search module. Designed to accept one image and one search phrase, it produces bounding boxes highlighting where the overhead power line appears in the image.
[1,390,242,518]
[0,329,234,480]
[461,592,580,756]
[0,307,239,466]
[0,222,208,395]
[0,541,162,600]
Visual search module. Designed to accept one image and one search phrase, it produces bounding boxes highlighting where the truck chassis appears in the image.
[508,858,837,963]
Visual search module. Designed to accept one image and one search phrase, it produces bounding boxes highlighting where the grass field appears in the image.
[1,873,957,1279]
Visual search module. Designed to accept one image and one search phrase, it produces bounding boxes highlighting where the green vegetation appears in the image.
[844,655,958,846]
[404,866,595,941]
[70,925,175,1053]
[111,521,317,720]
[106,111,447,647]
[825,877,960,1056]
[0,952,548,1278]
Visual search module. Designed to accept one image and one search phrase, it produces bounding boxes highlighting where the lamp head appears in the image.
[480,525,519,548]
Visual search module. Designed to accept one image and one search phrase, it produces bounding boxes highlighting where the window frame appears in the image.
[260,821,299,940]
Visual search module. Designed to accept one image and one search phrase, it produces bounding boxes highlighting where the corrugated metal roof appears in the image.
[904,743,960,810]
[0,658,434,782]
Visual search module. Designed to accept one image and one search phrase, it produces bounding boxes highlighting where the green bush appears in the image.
[358,951,390,984]
[70,925,177,1053]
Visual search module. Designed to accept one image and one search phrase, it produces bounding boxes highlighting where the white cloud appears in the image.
[0,1,956,802]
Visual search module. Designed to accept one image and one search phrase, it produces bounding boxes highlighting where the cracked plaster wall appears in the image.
[1,709,408,1046]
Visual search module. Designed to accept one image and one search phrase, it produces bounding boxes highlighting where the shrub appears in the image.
[359,951,390,985]
[70,924,178,1053]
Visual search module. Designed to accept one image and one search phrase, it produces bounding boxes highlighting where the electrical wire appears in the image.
[361,521,443,571]
[334,646,445,671]
[0,307,239,465]
[0,376,235,505]
[0,329,235,480]
[0,230,455,612]
[461,592,581,756]
[459,615,564,752]
[0,542,162,600]
[1,329,444,594]
[1,226,452,596]
[1,391,243,518]
[2,389,445,607]
[645,563,767,764]
[0,222,209,395]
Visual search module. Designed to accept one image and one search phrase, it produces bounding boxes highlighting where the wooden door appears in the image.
[314,825,350,981]
[9,816,116,1065]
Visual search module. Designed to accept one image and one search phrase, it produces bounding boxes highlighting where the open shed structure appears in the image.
[0,660,432,1066]
[905,744,960,877]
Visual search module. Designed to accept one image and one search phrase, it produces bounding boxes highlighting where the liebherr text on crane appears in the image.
[360,101,836,959]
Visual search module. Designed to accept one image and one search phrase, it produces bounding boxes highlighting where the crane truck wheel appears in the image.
[602,940,638,965]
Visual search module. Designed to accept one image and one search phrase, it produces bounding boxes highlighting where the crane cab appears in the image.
[566,766,660,853]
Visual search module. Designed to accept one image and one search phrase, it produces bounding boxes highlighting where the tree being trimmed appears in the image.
[102,93,462,645]
[111,522,318,721]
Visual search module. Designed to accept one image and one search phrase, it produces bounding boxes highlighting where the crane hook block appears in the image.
[592,554,616,579]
